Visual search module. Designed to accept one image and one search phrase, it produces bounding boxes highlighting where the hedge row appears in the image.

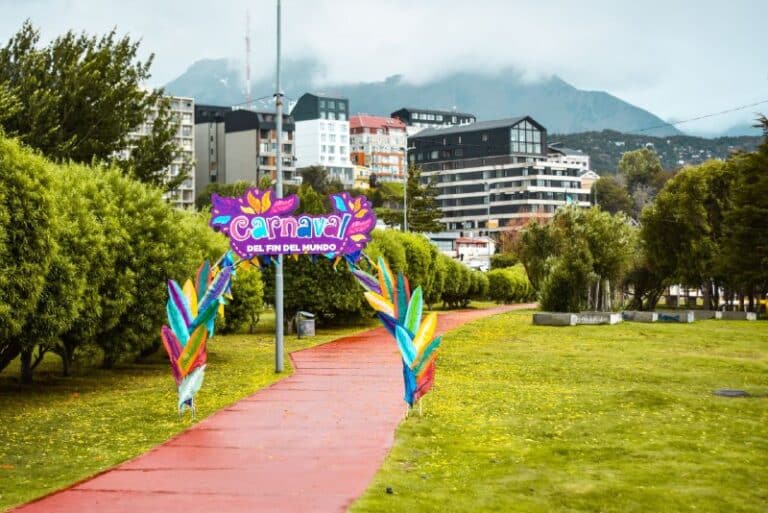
[0,135,235,382]
[487,264,535,304]
[261,229,491,324]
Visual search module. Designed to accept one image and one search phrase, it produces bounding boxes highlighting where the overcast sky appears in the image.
[1,0,766,134]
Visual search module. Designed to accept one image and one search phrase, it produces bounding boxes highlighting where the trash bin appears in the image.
[296,311,315,338]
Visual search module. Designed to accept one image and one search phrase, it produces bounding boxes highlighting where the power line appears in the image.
[629,99,768,134]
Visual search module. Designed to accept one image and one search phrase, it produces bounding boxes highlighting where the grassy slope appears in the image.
[351,312,768,513]
[0,315,375,511]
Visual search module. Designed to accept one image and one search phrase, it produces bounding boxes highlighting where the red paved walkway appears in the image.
[12,305,530,513]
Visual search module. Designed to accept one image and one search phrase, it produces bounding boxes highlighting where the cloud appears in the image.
[0,0,765,133]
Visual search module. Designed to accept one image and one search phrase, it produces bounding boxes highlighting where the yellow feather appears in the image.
[183,280,198,317]
[413,312,437,356]
[364,291,394,317]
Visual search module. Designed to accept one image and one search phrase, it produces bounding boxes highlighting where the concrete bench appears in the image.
[577,312,623,325]
[622,311,658,322]
[533,313,577,326]
[693,310,717,320]
[715,311,757,321]
[656,310,695,323]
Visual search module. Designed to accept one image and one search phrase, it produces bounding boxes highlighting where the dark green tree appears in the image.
[592,176,633,215]
[406,165,443,233]
[0,137,56,375]
[300,166,331,194]
[0,22,185,191]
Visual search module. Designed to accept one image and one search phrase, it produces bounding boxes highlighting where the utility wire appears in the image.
[627,99,768,134]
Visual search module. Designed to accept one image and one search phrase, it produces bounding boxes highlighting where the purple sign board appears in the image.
[209,188,376,260]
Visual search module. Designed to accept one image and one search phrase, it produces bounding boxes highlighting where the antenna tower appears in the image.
[245,11,252,109]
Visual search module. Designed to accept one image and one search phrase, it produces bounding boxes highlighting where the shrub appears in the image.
[487,264,534,304]
[220,266,264,334]
[491,252,518,270]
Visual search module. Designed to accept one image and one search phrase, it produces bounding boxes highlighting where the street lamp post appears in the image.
[403,145,415,232]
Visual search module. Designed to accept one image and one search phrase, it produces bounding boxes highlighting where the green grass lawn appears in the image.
[0,312,376,511]
[351,312,768,513]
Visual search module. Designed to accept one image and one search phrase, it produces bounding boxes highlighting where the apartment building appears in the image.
[547,142,591,173]
[410,116,592,231]
[121,95,195,208]
[391,107,476,136]
[349,114,407,182]
[194,105,297,193]
[291,93,354,186]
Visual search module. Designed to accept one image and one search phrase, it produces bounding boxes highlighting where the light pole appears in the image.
[403,145,415,232]
[274,0,284,373]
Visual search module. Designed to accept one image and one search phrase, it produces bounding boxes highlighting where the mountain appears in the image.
[551,130,761,173]
[719,122,762,137]
[165,58,683,136]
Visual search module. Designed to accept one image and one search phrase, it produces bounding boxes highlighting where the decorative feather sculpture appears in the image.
[351,257,442,408]
[160,253,234,416]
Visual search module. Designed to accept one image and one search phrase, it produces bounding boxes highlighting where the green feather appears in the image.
[405,287,423,334]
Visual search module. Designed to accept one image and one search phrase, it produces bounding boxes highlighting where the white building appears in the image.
[547,143,591,173]
[121,95,195,208]
[291,93,354,186]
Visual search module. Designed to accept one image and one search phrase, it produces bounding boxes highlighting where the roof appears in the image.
[411,117,527,138]
[349,114,406,130]
[393,107,476,118]
[456,237,492,245]
[300,92,348,101]
[548,143,586,156]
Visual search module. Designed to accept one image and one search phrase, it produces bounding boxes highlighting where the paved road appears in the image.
[12,305,530,513]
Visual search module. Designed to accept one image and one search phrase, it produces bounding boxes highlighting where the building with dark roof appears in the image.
[391,107,476,136]
[291,93,354,185]
[410,116,592,231]
[194,106,296,194]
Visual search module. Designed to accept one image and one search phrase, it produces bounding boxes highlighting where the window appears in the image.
[321,133,327,142]
[338,102,346,111]
[321,145,326,152]
[329,134,337,142]
[328,146,335,154]
[482,133,489,142]
[327,100,335,109]
[436,114,443,121]
[319,100,326,108]
[340,135,348,143]
[452,116,457,123]
[454,148,463,157]
[339,146,346,154]
[339,112,346,121]
[430,150,438,159]
[320,111,327,119]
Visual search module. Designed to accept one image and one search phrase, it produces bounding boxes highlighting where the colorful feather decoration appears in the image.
[160,255,235,416]
[351,256,444,408]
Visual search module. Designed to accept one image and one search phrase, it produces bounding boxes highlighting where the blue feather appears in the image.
[332,195,348,212]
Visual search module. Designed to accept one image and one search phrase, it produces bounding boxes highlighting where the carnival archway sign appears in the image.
[160,187,442,417]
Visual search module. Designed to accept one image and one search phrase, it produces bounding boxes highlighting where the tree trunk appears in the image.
[603,280,612,311]
[57,344,71,377]
[20,346,33,385]
[702,282,711,311]
[748,291,755,312]
[0,343,21,374]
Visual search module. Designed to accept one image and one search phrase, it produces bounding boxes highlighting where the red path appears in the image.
[12,305,526,513]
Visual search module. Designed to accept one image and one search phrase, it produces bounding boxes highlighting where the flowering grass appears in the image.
[351,311,768,513]
[0,313,376,511]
